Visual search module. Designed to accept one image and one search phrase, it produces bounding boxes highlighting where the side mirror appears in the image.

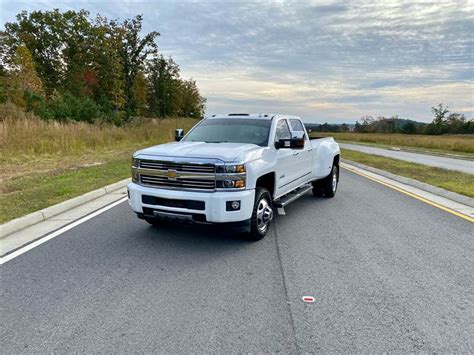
[275,131,305,149]
[275,137,305,149]
[175,128,184,141]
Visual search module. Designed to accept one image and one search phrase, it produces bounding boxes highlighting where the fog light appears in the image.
[226,200,241,211]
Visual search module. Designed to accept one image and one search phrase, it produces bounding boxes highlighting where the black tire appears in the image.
[245,187,273,241]
[312,164,338,198]
[144,217,161,227]
[312,179,324,197]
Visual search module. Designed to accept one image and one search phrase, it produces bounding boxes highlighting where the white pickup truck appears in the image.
[128,113,340,240]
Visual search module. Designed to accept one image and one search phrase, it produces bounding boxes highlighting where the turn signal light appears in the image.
[234,180,245,188]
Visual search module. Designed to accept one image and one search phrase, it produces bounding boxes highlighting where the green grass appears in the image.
[342,148,474,197]
[0,158,131,223]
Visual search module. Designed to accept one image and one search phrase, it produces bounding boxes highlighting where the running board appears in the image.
[275,185,313,215]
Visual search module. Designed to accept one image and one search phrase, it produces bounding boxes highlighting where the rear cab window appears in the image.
[289,119,304,132]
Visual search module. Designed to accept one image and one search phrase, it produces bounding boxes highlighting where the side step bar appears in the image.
[274,184,313,215]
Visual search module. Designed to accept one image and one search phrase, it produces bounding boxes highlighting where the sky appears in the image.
[2,0,473,123]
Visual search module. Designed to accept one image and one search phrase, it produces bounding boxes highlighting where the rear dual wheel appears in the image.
[312,164,338,198]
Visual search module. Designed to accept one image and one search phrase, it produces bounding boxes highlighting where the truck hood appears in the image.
[135,141,266,163]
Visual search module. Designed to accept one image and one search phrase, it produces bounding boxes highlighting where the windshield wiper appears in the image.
[204,141,228,143]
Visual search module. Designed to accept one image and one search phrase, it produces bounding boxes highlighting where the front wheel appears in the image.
[245,187,273,241]
[144,217,161,227]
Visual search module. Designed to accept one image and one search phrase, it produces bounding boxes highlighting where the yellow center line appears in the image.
[341,165,474,223]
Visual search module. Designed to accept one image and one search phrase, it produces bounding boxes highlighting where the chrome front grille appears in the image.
[136,160,216,191]
[140,175,215,190]
[139,160,215,173]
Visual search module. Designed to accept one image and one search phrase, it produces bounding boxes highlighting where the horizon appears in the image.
[2,0,473,123]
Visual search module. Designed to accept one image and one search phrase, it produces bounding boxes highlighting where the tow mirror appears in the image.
[275,137,305,149]
[175,128,184,141]
[275,131,305,149]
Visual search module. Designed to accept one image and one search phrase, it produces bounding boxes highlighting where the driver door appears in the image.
[288,118,312,182]
[274,119,295,197]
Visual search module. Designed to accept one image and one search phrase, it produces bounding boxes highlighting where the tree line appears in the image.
[354,105,472,135]
[308,104,472,135]
[0,10,206,124]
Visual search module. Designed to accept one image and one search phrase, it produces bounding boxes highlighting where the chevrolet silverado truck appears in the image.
[128,113,340,240]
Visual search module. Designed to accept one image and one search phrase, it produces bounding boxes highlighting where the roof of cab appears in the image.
[207,113,301,120]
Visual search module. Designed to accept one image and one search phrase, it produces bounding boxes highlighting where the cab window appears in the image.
[275,119,291,141]
[289,119,304,132]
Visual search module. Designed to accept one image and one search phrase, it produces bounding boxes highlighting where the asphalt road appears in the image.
[1,170,473,352]
[339,142,474,174]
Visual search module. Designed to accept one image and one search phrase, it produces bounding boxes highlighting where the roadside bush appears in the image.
[24,91,51,119]
[48,92,101,122]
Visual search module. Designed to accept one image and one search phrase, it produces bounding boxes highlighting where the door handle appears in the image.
[293,151,300,156]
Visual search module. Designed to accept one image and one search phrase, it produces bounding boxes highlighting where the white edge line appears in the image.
[0,197,128,265]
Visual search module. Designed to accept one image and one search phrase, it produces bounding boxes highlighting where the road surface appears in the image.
[1,170,473,352]
[339,142,474,174]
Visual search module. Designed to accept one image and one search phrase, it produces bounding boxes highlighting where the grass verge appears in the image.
[342,148,474,198]
[1,159,130,223]
[0,117,198,223]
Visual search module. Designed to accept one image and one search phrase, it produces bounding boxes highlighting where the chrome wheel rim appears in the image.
[332,168,338,193]
[256,198,273,233]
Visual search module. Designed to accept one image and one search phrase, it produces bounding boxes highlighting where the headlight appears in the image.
[131,157,139,182]
[216,164,246,173]
[226,164,245,173]
[216,163,246,189]
[216,179,246,189]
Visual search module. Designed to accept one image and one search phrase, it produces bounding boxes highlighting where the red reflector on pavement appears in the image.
[302,296,315,303]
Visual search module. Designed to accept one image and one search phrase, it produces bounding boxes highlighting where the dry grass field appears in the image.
[309,132,474,155]
[0,115,199,222]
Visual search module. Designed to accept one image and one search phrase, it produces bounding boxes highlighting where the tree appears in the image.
[2,9,206,123]
[177,79,206,118]
[431,104,449,125]
[4,10,92,95]
[340,123,349,132]
[147,55,180,117]
[134,70,148,116]
[90,15,125,111]
[6,44,44,108]
[401,121,417,134]
[117,15,159,119]
[354,121,362,132]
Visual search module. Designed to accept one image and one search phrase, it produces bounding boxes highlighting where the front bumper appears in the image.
[127,182,255,223]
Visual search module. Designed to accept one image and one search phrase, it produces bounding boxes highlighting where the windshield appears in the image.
[182,118,272,146]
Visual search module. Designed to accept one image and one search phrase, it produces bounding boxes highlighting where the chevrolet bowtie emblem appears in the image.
[165,169,178,180]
